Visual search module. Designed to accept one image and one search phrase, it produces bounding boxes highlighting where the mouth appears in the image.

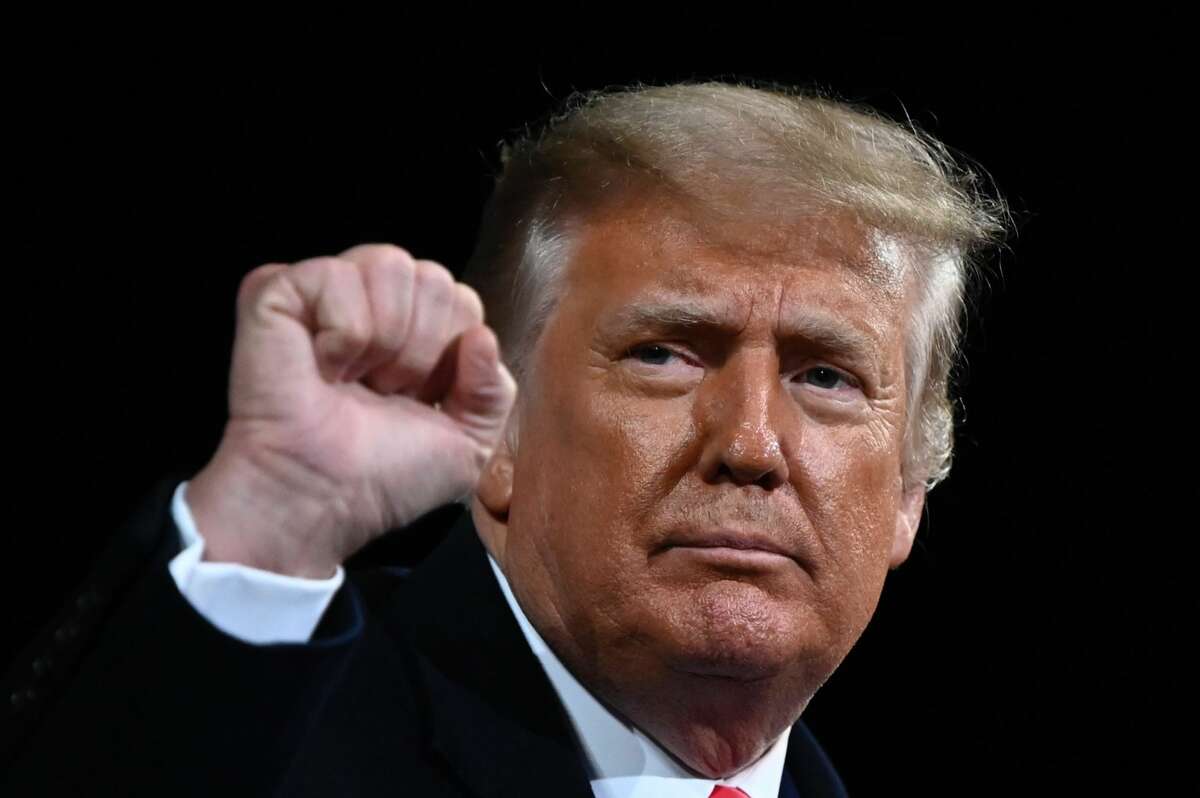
[656,529,802,570]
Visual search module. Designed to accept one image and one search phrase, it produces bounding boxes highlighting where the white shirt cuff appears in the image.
[167,481,344,644]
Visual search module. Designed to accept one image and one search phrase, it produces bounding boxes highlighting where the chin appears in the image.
[659,580,819,682]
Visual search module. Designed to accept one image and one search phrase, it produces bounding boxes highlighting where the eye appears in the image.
[620,343,703,390]
[627,344,678,365]
[799,366,857,391]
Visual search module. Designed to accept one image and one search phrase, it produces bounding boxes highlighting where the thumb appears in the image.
[442,325,517,443]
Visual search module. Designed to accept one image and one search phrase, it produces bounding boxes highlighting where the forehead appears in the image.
[561,197,912,335]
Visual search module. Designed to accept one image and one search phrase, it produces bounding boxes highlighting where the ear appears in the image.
[889,485,926,569]
[471,433,515,562]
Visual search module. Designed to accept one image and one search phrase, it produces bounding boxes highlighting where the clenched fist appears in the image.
[187,244,516,577]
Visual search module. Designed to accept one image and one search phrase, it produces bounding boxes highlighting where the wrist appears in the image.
[187,438,345,578]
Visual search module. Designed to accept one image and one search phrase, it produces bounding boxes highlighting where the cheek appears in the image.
[509,383,701,639]
[795,425,900,600]
[600,394,699,509]
[550,370,697,509]
[512,372,697,566]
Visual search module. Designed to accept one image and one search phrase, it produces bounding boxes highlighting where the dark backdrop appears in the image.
[7,25,1190,794]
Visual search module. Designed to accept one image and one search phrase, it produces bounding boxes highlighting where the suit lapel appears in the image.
[394,512,595,798]
[783,718,848,797]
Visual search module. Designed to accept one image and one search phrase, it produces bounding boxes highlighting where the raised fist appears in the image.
[187,244,516,577]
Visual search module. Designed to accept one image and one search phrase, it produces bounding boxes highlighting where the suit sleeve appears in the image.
[0,477,366,795]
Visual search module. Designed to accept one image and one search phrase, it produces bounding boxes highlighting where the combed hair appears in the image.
[464,81,1006,490]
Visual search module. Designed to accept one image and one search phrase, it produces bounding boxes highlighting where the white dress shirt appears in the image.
[168,481,790,797]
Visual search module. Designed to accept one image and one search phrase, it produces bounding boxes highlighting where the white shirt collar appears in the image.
[487,556,790,798]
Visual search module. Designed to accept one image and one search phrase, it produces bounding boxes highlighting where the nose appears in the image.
[697,352,791,489]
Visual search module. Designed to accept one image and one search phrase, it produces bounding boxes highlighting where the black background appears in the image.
[7,23,1191,793]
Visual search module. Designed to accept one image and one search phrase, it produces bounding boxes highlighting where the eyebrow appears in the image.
[606,300,738,333]
[602,296,881,362]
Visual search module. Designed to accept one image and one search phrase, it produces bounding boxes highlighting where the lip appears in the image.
[658,528,801,565]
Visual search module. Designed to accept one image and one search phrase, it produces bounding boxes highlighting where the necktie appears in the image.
[709,787,750,798]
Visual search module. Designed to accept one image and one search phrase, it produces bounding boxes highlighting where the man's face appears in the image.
[479,195,923,772]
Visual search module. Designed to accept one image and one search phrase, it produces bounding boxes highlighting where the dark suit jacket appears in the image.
[2,479,847,797]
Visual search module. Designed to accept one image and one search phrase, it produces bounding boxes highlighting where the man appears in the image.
[3,82,1003,795]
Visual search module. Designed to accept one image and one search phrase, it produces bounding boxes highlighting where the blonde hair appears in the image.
[465,81,1006,490]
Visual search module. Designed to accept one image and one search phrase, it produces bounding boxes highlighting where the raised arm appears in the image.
[2,244,516,792]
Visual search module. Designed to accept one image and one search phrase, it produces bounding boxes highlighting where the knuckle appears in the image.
[415,259,455,291]
[290,256,353,286]
[239,262,284,295]
[455,283,485,322]
[238,263,290,313]
[310,255,352,273]
[344,243,414,268]
[363,252,416,298]
[365,272,415,352]
[249,261,288,279]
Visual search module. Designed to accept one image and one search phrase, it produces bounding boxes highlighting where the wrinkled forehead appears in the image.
[564,194,914,300]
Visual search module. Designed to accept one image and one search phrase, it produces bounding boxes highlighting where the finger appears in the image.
[235,263,290,321]
[442,324,518,447]
[285,256,373,382]
[416,282,486,403]
[450,280,485,330]
[336,245,418,383]
[366,258,456,394]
